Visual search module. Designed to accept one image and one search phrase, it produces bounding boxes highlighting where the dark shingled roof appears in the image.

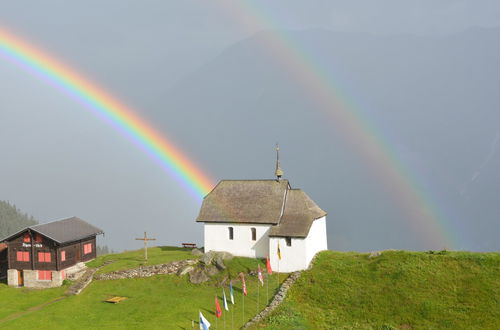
[196,180,290,224]
[1,217,103,244]
[269,189,326,238]
[197,180,326,237]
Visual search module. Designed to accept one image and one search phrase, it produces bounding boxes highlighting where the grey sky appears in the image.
[0,1,499,251]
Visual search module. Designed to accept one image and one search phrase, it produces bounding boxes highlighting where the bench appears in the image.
[181,243,197,249]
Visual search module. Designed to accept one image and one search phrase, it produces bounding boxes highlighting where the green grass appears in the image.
[255,250,500,329]
[87,246,198,274]
[0,284,67,320]
[0,249,283,329]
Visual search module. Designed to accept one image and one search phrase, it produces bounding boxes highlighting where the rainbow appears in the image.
[215,1,456,249]
[0,27,214,200]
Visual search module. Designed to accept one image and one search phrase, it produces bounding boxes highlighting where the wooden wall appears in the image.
[6,230,97,271]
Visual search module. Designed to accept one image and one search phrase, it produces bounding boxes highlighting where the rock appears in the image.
[186,259,198,265]
[191,248,203,256]
[217,251,233,261]
[177,265,194,276]
[206,265,219,276]
[369,251,382,258]
[215,255,226,270]
[189,268,210,284]
[200,251,216,265]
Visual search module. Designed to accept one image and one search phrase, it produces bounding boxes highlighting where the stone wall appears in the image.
[242,271,302,329]
[22,270,64,288]
[94,259,196,280]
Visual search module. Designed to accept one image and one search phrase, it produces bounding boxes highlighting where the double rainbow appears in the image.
[0,28,214,200]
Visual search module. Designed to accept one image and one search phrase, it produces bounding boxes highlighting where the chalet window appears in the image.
[286,237,292,247]
[228,227,234,240]
[23,233,30,243]
[251,228,256,241]
[16,251,30,262]
[38,252,51,263]
[35,234,43,243]
[61,250,66,262]
[83,243,92,255]
[38,270,52,281]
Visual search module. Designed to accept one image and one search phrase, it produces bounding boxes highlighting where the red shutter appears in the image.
[61,250,66,262]
[45,252,51,262]
[16,251,22,261]
[35,234,43,243]
[38,252,44,262]
[38,270,52,281]
[23,233,30,243]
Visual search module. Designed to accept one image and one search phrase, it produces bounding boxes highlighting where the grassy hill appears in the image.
[255,250,500,329]
[0,249,498,329]
[0,247,282,329]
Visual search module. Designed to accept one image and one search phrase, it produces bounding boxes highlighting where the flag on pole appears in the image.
[230,282,235,304]
[277,241,282,260]
[266,256,272,274]
[240,273,248,296]
[199,311,211,330]
[215,295,222,318]
[258,264,264,286]
[223,288,229,311]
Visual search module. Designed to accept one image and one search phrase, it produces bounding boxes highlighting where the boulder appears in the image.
[177,265,194,276]
[189,268,210,284]
[206,265,219,276]
[369,251,381,258]
[215,255,226,270]
[191,248,203,256]
[200,251,216,265]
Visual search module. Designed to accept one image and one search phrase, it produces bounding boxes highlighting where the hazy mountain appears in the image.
[0,201,38,239]
[144,27,500,251]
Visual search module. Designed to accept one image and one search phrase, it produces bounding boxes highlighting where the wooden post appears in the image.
[135,232,156,261]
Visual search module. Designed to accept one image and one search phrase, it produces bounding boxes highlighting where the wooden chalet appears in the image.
[0,217,103,288]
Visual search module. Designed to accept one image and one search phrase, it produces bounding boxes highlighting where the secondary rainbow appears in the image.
[0,28,214,200]
[215,1,456,248]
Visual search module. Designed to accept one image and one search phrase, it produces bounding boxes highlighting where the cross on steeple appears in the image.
[275,143,284,180]
[135,231,156,261]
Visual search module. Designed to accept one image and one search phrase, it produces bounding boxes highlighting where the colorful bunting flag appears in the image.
[240,273,248,296]
[215,295,222,318]
[223,288,229,311]
[199,311,211,330]
[258,264,264,286]
[266,256,272,275]
[230,282,235,304]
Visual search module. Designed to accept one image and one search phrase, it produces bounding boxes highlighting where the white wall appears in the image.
[305,217,328,265]
[269,237,308,273]
[204,223,271,258]
[269,216,328,272]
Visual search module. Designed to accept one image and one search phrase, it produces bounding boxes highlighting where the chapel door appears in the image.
[17,270,24,286]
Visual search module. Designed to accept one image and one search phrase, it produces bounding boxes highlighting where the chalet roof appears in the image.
[196,179,326,237]
[1,217,103,244]
[196,180,290,224]
[269,189,326,238]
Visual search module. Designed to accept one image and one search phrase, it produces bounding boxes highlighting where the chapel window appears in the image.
[286,237,292,247]
[228,227,234,240]
[251,228,256,241]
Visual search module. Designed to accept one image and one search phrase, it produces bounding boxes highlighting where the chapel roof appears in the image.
[268,189,326,238]
[196,180,290,224]
[196,179,326,237]
[1,217,103,244]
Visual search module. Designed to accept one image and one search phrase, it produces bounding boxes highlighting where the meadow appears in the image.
[255,250,500,329]
[0,247,282,329]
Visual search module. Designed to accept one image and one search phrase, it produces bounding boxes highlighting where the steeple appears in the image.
[275,143,284,180]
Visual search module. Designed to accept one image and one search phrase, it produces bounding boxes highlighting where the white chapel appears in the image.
[196,148,328,272]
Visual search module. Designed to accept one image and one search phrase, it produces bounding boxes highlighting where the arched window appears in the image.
[286,237,292,247]
[251,228,256,241]
[228,227,234,240]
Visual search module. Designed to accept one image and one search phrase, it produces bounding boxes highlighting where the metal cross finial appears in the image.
[275,143,284,180]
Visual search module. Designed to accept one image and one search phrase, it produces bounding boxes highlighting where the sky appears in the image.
[0,1,499,252]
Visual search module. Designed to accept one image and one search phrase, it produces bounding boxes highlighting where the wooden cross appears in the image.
[135,231,156,261]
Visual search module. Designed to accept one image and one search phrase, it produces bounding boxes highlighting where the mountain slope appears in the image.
[256,250,500,329]
[0,200,37,239]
